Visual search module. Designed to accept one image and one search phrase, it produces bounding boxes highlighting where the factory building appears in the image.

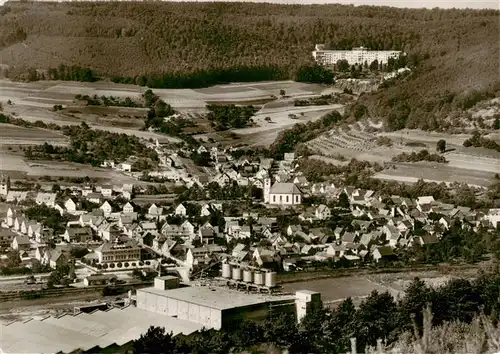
[312,44,402,66]
[137,276,319,330]
[1,276,322,353]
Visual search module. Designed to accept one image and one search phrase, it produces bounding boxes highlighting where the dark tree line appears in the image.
[131,270,500,354]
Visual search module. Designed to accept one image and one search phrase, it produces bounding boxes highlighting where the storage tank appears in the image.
[222,263,232,278]
[232,267,242,281]
[253,271,264,286]
[265,272,277,288]
[243,269,253,283]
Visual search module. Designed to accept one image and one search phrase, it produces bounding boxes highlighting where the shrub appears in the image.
[131,262,136,267]
[103,264,108,269]
[117,262,122,268]
[124,262,130,267]
[110,263,115,268]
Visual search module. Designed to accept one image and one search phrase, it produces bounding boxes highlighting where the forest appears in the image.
[0,2,498,129]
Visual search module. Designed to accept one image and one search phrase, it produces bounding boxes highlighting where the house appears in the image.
[118,213,137,228]
[14,216,25,232]
[6,207,16,227]
[0,228,16,248]
[175,203,187,216]
[48,249,69,269]
[123,202,134,214]
[293,176,309,187]
[6,191,28,203]
[83,274,117,287]
[140,222,157,233]
[372,246,397,263]
[87,193,103,204]
[185,245,225,268]
[253,247,281,269]
[200,204,212,217]
[11,234,30,251]
[147,204,163,220]
[120,162,132,172]
[100,201,113,216]
[94,239,141,264]
[485,209,500,228]
[100,185,113,198]
[35,227,53,244]
[199,226,215,244]
[268,182,302,205]
[35,192,57,207]
[315,204,331,220]
[284,152,295,161]
[81,186,94,197]
[101,224,121,242]
[64,227,93,243]
[287,225,302,237]
[65,198,77,214]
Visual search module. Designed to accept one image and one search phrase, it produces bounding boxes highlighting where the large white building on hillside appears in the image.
[312,44,402,66]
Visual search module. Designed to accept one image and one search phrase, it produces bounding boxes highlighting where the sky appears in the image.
[165,0,499,9]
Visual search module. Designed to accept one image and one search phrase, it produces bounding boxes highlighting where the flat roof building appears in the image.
[137,284,296,329]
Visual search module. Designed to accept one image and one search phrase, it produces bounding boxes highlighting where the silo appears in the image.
[265,272,277,288]
[222,263,232,278]
[253,271,264,285]
[232,267,242,281]
[243,269,253,283]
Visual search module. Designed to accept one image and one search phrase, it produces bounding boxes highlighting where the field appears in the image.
[307,122,500,187]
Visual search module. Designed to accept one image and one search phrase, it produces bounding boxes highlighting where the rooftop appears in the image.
[0,306,203,354]
[270,182,301,195]
[138,285,294,311]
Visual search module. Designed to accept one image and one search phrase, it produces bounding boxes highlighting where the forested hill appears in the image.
[0,2,498,128]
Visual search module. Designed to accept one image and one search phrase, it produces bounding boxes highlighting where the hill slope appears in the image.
[0,2,498,129]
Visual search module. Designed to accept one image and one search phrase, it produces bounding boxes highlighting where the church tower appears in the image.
[0,174,10,196]
[263,178,271,204]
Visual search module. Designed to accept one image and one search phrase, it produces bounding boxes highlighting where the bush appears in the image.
[117,262,122,268]
[124,262,130,267]
[110,263,115,268]
[131,262,136,267]
[103,264,108,269]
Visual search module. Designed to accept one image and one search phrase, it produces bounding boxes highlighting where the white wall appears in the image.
[269,193,301,205]
[136,290,222,329]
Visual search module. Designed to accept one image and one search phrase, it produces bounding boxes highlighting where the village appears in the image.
[1,136,499,293]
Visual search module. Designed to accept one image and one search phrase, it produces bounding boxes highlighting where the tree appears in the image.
[338,192,350,209]
[133,326,175,354]
[337,59,350,72]
[51,183,61,193]
[436,139,446,153]
[494,117,500,130]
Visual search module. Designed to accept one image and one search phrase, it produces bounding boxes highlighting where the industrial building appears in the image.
[312,44,402,66]
[1,276,321,353]
[137,276,306,330]
[0,305,204,354]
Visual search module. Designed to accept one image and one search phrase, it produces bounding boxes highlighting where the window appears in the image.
[273,195,276,203]
[295,195,299,203]
[280,195,282,203]
[286,195,289,203]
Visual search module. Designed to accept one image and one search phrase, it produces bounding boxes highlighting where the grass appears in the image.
[366,307,500,354]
